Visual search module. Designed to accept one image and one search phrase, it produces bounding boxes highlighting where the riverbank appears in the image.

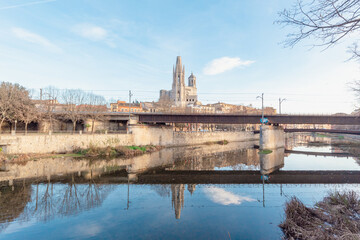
[0,138,237,165]
[0,145,163,164]
[0,125,257,154]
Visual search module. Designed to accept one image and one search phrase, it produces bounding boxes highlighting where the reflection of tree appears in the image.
[0,172,116,230]
[84,179,103,209]
[0,181,31,232]
[41,172,114,218]
[59,174,81,215]
[34,180,55,222]
[151,185,171,198]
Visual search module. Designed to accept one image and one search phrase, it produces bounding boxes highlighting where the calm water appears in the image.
[1,134,360,239]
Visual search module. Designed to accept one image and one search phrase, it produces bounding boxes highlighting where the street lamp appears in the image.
[256,93,264,125]
[279,98,286,114]
[14,120,17,134]
[257,93,264,148]
[128,90,133,134]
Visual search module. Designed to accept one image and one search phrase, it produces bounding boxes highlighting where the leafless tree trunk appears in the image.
[17,99,38,135]
[61,89,87,134]
[85,93,107,134]
[41,87,60,133]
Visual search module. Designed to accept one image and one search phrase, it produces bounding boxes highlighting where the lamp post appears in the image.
[279,98,286,114]
[257,93,264,149]
[128,90,133,134]
[14,120,17,135]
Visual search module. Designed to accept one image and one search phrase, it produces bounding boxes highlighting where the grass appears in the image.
[105,165,124,172]
[127,146,147,152]
[258,149,273,154]
[280,191,360,240]
[205,140,229,145]
[316,133,328,138]
[51,153,84,158]
[73,145,161,158]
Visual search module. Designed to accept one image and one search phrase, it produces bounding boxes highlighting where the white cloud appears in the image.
[72,223,102,237]
[2,220,36,234]
[72,24,108,41]
[203,57,254,75]
[11,27,61,53]
[204,187,256,205]
[0,0,56,10]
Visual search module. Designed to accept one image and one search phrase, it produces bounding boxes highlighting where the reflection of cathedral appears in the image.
[171,184,184,219]
[171,184,197,219]
[187,184,196,195]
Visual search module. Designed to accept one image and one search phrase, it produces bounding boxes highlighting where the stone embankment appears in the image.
[0,125,258,154]
[0,141,257,183]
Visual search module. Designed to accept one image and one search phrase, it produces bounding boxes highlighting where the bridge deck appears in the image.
[136,113,360,125]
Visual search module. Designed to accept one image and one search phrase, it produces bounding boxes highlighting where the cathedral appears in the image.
[159,56,198,107]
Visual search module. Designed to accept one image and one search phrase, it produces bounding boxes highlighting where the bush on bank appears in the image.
[73,145,162,158]
[280,191,360,239]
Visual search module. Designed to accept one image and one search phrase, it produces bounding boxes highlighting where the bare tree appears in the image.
[0,82,29,133]
[278,0,360,58]
[61,89,86,133]
[40,87,60,133]
[16,90,39,134]
[84,93,108,134]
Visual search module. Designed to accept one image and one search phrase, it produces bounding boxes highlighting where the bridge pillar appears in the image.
[260,125,285,150]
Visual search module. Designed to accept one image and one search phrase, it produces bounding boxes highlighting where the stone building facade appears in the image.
[159,56,198,107]
[110,101,143,113]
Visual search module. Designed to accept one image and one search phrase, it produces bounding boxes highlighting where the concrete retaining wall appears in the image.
[0,125,257,154]
[173,131,256,146]
[1,134,133,154]
[129,125,173,146]
[261,125,285,149]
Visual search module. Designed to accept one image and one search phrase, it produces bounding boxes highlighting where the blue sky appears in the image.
[0,0,359,113]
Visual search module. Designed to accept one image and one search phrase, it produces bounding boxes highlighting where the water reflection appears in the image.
[203,187,256,205]
[259,148,285,175]
[0,174,115,230]
[1,134,360,238]
[0,182,31,232]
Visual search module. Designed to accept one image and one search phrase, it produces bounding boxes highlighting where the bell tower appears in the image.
[171,56,186,107]
[188,72,196,87]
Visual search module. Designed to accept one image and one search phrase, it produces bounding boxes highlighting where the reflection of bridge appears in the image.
[254,129,360,135]
[284,129,360,135]
[136,170,360,184]
[135,113,360,125]
[24,169,356,184]
[3,170,360,185]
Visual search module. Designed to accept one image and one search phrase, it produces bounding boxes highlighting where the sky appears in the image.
[0,0,359,114]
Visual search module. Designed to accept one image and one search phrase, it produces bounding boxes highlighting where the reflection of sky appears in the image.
[283,146,360,171]
[215,164,260,171]
[203,187,256,205]
[2,183,360,239]
[293,146,333,153]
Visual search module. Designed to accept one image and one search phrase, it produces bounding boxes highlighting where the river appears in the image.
[0,133,359,239]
